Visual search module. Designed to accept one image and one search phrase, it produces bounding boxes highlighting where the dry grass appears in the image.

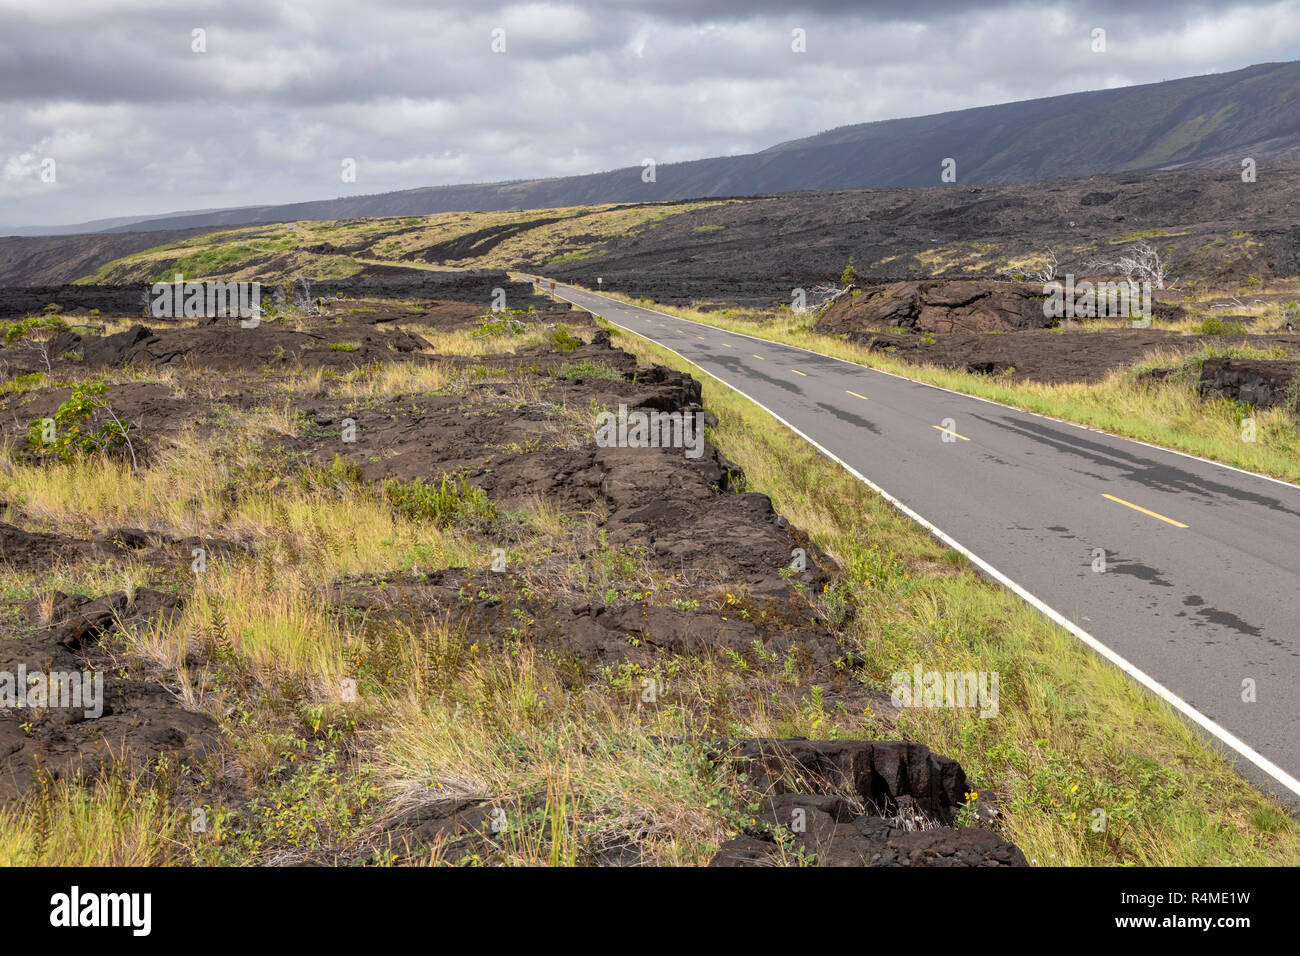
[0,769,191,866]
[5,304,1296,867]
[371,645,733,865]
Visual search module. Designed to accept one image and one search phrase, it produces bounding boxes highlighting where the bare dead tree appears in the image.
[30,339,53,380]
[1090,240,1170,290]
[1210,296,1267,311]
[101,403,140,473]
[806,282,851,313]
[10,318,67,383]
[1023,247,1061,283]
[1282,302,1298,333]
[996,247,1062,283]
[292,277,322,316]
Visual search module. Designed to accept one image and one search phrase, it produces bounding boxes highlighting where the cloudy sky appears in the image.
[2,0,1299,228]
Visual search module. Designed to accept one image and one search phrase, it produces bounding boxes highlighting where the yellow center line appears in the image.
[931,424,971,441]
[1101,493,1189,528]
[752,354,765,360]
[791,369,807,376]
[846,390,869,401]
[696,335,706,340]
[722,343,734,348]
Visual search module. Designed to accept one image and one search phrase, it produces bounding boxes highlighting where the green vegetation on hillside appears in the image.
[77,200,729,285]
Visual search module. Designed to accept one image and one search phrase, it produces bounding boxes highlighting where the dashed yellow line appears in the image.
[791,369,807,377]
[752,354,765,360]
[1101,493,1189,528]
[722,343,734,348]
[931,424,971,441]
[846,390,869,401]
[696,335,706,340]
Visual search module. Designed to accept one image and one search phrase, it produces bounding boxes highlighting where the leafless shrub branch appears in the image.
[1013,247,1061,283]
[807,282,850,313]
[1087,240,1169,290]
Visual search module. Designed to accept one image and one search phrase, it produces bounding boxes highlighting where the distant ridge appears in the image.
[11,59,1300,237]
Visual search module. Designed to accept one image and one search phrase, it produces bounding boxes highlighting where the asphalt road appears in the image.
[531,277,1300,805]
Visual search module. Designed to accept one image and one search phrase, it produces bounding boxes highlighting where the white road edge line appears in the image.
[532,277,1300,494]
[543,280,1300,801]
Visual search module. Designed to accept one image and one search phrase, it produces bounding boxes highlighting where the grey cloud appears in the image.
[1,0,1297,227]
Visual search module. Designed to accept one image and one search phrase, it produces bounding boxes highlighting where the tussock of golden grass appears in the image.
[0,560,156,609]
[118,520,474,693]
[510,494,569,539]
[372,644,732,865]
[426,327,552,357]
[227,491,476,580]
[494,508,704,608]
[0,415,259,533]
[326,361,451,399]
[0,770,190,866]
[1,414,479,582]
[139,560,357,688]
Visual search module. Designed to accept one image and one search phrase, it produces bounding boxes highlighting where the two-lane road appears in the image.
[533,277,1300,804]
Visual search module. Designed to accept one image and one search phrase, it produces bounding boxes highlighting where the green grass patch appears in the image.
[1116,228,1170,242]
[151,243,257,281]
[1193,317,1247,335]
[549,324,582,353]
[383,476,496,528]
[552,360,625,381]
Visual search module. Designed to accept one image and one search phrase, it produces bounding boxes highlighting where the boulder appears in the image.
[815,280,1052,338]
[709,738,1027,867]
[1199,357,1299,409]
